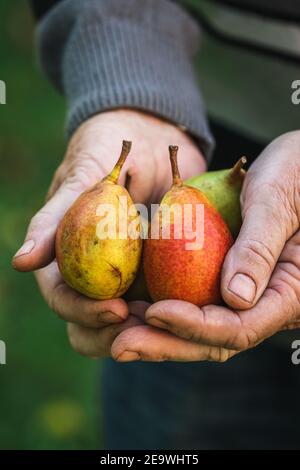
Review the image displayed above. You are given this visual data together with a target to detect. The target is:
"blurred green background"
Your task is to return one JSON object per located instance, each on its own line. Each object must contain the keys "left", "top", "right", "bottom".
{"left": 0, "top": 1, "right": 98, "bottom": 449}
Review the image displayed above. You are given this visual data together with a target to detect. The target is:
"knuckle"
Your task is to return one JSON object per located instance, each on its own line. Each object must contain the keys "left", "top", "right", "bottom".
{"left": 185, "top": 329, "right": 202, "bottom": 343}
{"left": 251, "top": 181, "right": 297, "bottom": 230}
{"left": 94, "top": 311, "right": 112, "bottom": 327}
{"left": 222, "top": 314, "right": 250, "bottom": 351}
{"left": 63, "top": 170, "right": 91, "bottom": 194}
{"left": 224, "top": 331, "right": 243, "bottom": 351}
{"left": 29, "top": 209, "right": 52, "bottom": 231}
{"left": 46, "top": 165, "right": 66, "bottom": 200}
{"left": 242, "top": 326, "right": 260, "bottom": 348}
{"left": 63, "top": 161, "right": 103, "bottom": 193}
{"left": 207, "top": 347, "right": 231, "bottom": 363}
{"left": 76, "top": 308, "right": 102, "bottom": 328}
{"left": 67, "top": 323, "right": 96, "bottom": 357}
{"left": 67, "top": 323, "right": 80, "bottom": 353}
{"left": 112, "top": 338, "right": 130, "bottom": 360}
{"left": 232, "top": 313, "right": 260, "bottom": 350}
{"left": 256, "top": 181, "right": 289, "bottom": 208}
{"left": 49, "top": 283, "right": 67, "bottom": 320}
{"left": 239, "top": 238, "right": 276, "bottom": 271}
{"left": 52, "top": 163, "right": 65, "bottom": 185}
{"left": 272, "top": 181, "right": 297, "bottom": 219}
{"left": 218, "top": 349, "right": 231, "bottom": 363}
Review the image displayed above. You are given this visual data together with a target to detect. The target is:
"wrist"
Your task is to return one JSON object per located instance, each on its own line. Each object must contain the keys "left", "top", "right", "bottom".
{"left": 37, "top": 0, "right": 214, "bottom": 162}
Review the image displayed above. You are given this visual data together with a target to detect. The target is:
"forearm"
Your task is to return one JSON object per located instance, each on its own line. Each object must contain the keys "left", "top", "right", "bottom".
{"left": 32, "top": 0, "right": 214, "bottom": 159}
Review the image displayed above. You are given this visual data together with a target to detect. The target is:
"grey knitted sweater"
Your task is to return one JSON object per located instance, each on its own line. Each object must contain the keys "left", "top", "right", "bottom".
{"left": 36, "top": 0, "right": 214, "bottom": 159}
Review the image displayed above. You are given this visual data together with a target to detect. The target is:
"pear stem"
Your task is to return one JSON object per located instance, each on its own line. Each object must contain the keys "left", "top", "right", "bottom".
{"left": 105, "top": 140, "right": 132, "bottom": 183}
{"left": 228, "top": 156, "right": 247, "bottom": 183}
{"left": 169, "top": 145, "right": 182, "bottom": 186}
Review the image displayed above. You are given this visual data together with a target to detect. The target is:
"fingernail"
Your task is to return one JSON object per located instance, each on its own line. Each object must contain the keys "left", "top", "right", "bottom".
{"left": 13, "top": 239, "right": 35, "bottom": 259}
{"left": 117, "top": 351, "right": 141, "bottom": 362}
{"left": 101, "top": 311, "right": 122, "bottom": 323}
{"left": 147, "top": 316, "right": 168, "bottom": 329}
{"left": 228, "top": 273, "right": 256, "bottom": 303}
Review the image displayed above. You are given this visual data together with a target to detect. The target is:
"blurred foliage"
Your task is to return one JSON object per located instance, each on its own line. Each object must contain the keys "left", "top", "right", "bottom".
{"left": 0, "top": 1, "right": 99, "bottom": 449}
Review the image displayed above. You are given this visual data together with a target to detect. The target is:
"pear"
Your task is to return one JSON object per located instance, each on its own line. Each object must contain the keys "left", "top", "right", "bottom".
{"left": 56, "top": 140, "right": 142, "bottom": 300}
{"left": 143, "top": 146, "right": 233, "bottom": 307}
{"left": 186, "top": 157, "right": 247, "bottom": 238}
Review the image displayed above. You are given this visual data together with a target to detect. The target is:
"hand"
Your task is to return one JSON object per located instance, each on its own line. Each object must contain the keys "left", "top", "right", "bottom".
{"left": 12, "top": 109, "right": 206, "bottom": 357}
{"left": 110, "top": 130, "right": 300, "bottom": 362}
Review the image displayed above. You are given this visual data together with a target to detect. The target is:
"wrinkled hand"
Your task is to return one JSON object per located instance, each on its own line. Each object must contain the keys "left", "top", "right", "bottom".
{"left": 111, "top": 130, "right": 300, "bottom": 362}
{"left": 12, "top": 110, "right": 206, "bottom": 357}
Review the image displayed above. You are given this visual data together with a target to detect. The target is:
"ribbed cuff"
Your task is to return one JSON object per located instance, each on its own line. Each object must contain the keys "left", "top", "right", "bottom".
{"left": 36, "top": 0, "right": 215, "bottom": 160}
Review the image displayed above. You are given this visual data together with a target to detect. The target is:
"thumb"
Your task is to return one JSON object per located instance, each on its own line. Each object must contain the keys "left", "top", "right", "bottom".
{"left": 221, "top": 186, "right": 290, "bottom": 309}
{"left": 12, "top": 184, "right": 82, "bottom": 272}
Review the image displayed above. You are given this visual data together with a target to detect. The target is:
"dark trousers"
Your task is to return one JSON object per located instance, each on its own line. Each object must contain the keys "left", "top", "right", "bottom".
{"left": 101, "top": 120, "right": 300, "bottom": 450}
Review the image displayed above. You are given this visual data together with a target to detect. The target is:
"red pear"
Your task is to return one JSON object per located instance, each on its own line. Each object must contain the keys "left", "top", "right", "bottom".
{"left": 143, "top": 146, "right": 233, "bottom": 306}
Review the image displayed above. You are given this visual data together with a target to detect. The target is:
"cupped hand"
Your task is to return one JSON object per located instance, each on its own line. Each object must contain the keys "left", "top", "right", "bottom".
{"left": 111, "top": 130, "right": 300, "bottom": 362}
{"left": 12, "top": 109, "right": 206, "bottom": 357}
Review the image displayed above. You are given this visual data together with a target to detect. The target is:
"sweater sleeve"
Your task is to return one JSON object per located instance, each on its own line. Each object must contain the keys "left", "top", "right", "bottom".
{"left": 35, "top": 0, "right": 214, "bottom": 160}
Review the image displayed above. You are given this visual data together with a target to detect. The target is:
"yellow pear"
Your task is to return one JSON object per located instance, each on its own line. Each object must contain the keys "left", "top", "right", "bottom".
{"left": 56, "top": 141, "right": 142, "bottom": 300}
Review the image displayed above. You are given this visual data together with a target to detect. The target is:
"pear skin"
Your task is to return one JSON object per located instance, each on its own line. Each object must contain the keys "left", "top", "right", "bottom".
{"left": 186, "top": 157, "right": 246, "bottom": 238}
{"left": 56, "top": 141, "right": 142, "bottom": 300}
{"left": 143, "top": 146, "right": 233, "bottom": 307}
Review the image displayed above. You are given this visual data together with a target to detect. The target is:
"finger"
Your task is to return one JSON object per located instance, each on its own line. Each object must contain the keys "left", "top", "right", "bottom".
{"left": 284, "top": 321, "right": 300, "bottom": 330}
{"left": 35, "top": 261, "right": 129, "bottom": 328}
{"left": 111, "top": 325, "right": 236, "bottom": 363}
{"left": 146, "top": 300, "right": 245, "bottom": 348}
{"left": 12, "top": 182, "right": 84, "bottom": 272}
{"left": 221, "top": 183, "right": 294, "bottom": 310}
{"left": 146, "top": 270, "right": 293, "bottom": 351}
{"left": 125, "top": 157, "right": 156, "bottom": 205}
{"left": 68, "top": 314, "right": 143, "bottom": 358}
{"left": 125, "top": 139, "right": 206, "bottom": 205}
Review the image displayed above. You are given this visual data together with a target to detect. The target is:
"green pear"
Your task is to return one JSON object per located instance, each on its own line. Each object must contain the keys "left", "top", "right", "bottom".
{"left": 186, "top": 157, "right": 247, "bottom": 239}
